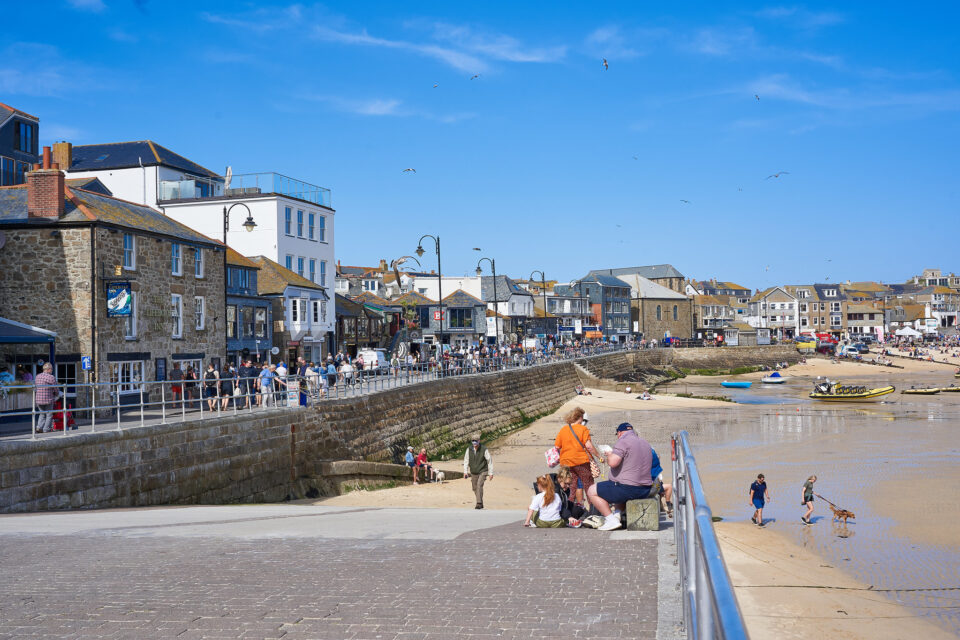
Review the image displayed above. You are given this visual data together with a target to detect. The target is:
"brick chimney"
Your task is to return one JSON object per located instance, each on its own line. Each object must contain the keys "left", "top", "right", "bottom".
{"left": 26, "top": 146, "right": 65, "bottom": 219}
{"left": 52, "top": 141, "right": 73, "bottom": 170}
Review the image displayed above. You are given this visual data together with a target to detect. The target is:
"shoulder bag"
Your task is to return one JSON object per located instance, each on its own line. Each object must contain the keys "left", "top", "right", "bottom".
{"left": 567, "top": 424, "right": 602, "bottom": 479}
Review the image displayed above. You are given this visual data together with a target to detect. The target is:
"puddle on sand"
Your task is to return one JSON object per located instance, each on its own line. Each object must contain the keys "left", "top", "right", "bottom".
{"left": 586, "top": 394, "right": 960, "bottom": 635}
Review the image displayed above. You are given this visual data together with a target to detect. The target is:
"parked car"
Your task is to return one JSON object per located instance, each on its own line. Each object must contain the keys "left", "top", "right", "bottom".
{"left": 853, "top": 343, "right": 870, "bottom": 353}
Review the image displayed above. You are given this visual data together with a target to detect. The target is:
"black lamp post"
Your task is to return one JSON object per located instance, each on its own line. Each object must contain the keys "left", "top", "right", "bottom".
{"left": 223, "top": 202, "right": 256, "bottom": 365}
{"left": 415, "top": 235, "right": 443, "bottom": 356}
{"left": 476, "top": 257, "right": 499, "bottom": 349}
{"left": 530, "top": 270, "right": 548, "bottom": 338}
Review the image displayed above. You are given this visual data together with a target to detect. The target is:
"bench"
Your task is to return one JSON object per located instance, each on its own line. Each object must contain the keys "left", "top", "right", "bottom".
{"left": 626, "top": 498, "right": 660, "bottom": 531}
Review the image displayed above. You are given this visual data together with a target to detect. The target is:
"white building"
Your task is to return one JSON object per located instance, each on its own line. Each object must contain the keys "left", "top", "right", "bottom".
{"left": 62, "top": 139, "right": 337, "bottom": 356}
{"left": 747, "top": 286, "right": 800, "bottom": 339}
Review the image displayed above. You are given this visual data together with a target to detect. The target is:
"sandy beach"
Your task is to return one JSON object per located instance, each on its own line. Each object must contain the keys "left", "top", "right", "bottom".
{"left": 316, "top": 358, "right": 960, "bottom": 637}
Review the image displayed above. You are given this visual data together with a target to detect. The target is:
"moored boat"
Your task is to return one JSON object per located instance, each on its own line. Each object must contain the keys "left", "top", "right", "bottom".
{"left": 721, "top": 381, "right": 752, "bottom": 388}
{"left": 761, "top": 371, "right": 786, "bottom": 384}
{"left": 809, "top": 377, "right": 895, "bottom": 402}
{"left": 902, "top": 387, "right": 940, "bottom": 395}
{"left": 939, "top": 385, "right": 960, "bottom": 393}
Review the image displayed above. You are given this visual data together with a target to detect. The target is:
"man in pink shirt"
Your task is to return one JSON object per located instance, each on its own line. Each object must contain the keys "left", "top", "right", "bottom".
{"left": 587, "top": 423, "right": 654, "bottom": 531}
{"left": 34, "top": 363, "right": 58, "bottom": 433}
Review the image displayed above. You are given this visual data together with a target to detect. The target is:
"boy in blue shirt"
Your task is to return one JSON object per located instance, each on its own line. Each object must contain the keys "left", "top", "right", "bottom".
{"left": 749, "top": 474, "right": 771, "bottom": 526}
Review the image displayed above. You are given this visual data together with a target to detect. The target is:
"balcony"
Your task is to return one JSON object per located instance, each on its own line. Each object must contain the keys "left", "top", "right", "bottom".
{"left": 159, "top": 172, "right": 331, "bottom": 208}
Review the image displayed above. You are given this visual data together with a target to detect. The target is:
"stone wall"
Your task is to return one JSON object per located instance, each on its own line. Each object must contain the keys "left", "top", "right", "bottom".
{"left": 635, "top": 298, "right": 694, "bottom": 341}
{"left": 0, "top": 359, "right": 580, "bottom": 513}
{"left": 0, "top": 347, "right": 797, "bottom": 513}
{"left": 578, "top": 345, "right": 800, "bottom": 381}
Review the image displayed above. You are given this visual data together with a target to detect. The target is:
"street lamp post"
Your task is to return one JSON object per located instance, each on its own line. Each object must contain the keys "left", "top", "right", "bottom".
{"left": 415, "top": 235, "right": 443, "bottom": 357}
{"left": 530, "top": 270, "right": 548, "bottom": 339}
{"left": 223, "top": 202, "right": 257, "bottom": 366}
{"left": 476, "top": 257, "right": 499, "bottom": 350}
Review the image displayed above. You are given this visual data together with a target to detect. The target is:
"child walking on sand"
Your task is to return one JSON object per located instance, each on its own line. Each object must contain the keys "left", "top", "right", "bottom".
{"left": 749, "top": 474, "right": 770, "bottom": 526}
{"left": 801, "top": 475, "right": 817, "bottom": 525}
{"left": 523, "top": 475, "right": 565, "bottom": 528}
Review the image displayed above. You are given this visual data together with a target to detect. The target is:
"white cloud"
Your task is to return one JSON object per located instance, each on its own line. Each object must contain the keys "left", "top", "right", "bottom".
{"left": 66, "top": 0, "right": 106, "bottom": 12}
{"left": 685, "top": 27, "right": 757, "bottom": 56}
{"left": 748, "top": 74, "right": 960, "bottom": 112}
{"left": 312, "top": 26, "right": 486, "bottom": 73}
{"left": 752, "top": 6, "right": 844, "bottom": 29}
{"left": 108, "top": 29, "right": 138, "bottom": 43}
{"left": 585, "top": 26, "right": 641, "bottom": 59}
{"left": 429, "top": 23, "right": 566, "bottom": 63}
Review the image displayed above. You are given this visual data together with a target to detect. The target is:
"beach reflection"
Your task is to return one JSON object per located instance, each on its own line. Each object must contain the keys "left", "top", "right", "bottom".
{"left": 592, "top": 377, "right": 960, "bottom": 634}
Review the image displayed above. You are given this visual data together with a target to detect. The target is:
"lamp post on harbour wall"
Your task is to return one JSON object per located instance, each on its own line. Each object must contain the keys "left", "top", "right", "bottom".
{"left": 415, "top": 235, "right": 443, "bottom": 355}
{"left": 476, "top": 257, "right": 499, "bottom": 349}
{"left": 530, "top": 270, "right": 548, "bottom": 338}
{"left": 223, "top": 202, "right": 256, "bottom": 364}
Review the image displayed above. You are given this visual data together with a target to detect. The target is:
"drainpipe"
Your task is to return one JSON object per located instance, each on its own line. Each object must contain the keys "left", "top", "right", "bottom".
{"left": 89, "top": 224, "right": 98, "bottom": 390}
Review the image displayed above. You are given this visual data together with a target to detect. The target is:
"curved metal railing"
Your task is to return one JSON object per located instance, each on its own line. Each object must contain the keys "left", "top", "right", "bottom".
{"left": 672, "top": 430, "right": 749, "bottom": 640}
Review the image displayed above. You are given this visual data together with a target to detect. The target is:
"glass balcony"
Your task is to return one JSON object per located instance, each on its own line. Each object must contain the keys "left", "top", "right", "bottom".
{"left": 159, "top": 172, "right": 331, "bottom": 208}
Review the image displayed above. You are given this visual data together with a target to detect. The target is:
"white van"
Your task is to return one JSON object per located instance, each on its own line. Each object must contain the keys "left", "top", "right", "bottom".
{"left": 357, "top": 349, "right": 389, "bottom": 374}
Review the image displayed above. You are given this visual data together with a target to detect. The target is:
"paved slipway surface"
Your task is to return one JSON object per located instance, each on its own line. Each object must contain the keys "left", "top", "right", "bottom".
{"left": 0, "top": 505, "right": 680, "bottom": 639}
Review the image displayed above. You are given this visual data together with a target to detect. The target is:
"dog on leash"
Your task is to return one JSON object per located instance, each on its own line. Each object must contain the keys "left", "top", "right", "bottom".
{"left": 829, "top": 504, "right": 855, "bottom": 524}
{"left": 435, "top": 471, "right": 445, "bottom": 485}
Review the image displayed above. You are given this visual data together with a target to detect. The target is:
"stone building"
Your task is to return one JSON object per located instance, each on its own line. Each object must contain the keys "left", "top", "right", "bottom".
{"left": 0, "top": 149, "right": 225, "bottom": 405}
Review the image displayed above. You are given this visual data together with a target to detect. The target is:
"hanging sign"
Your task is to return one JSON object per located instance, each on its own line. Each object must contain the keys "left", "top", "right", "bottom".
{"left": 106, "top": 282, "right": 133, "bottom": 317}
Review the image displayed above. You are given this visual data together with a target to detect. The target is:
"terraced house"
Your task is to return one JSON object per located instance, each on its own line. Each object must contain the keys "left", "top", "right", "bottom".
{"left": 0, "top": 150, "right": 225, "bottom": 406}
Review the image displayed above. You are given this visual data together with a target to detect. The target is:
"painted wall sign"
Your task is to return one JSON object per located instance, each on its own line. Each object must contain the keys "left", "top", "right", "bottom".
{"left": 106, "top": 282, "right": 132, "bottom": 317}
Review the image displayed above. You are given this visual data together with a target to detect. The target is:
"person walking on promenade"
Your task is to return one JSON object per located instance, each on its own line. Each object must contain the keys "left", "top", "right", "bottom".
{"left": 203, "top": 363, "right": 219, "bottom": 411}
{"left": 553, "top": 407, "right": 599, "bottom": 504}
{"left": 184, "top": 366, "right": 197, "bottom": 407}
{"left": 801, "top": 475, "right": 817, "bottom": 525}
{"left": 34, "top": 362, "right": 58, "bottom": 433}
{"left": 170, "top": 362, "right": 184, "bottom": 407}
{"left": 463, "top": 432, "right": 493, "bottom": 509}
{"left": 749, "top": 474, "right": 770, "bottom": 526}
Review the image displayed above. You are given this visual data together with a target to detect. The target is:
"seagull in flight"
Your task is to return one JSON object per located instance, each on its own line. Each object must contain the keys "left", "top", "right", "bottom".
{"left": 766, "top": 171, "right": 789, "bottom": 179}
{"left": 680, "top": 199, "right": 690, "bottom": 204}
{"left": 433, "top": 83, "right": 439, "bottom": 88}
{"left": 755, "top": 94, "right": 760, "bottom": 101}
{"left": 602, "top": 58, "right": 609, "bottom": 70}
{"left": 632, "top": 155, "right": 638, "bottom": 160}
{"left": 472, "top": 247, "right": 482, "bottom": 251}
{"left": 470, "top": 74, "right": 480, "bottom": 80}
{"left": 402, "top": 168, "right": 416, "bottom": 174}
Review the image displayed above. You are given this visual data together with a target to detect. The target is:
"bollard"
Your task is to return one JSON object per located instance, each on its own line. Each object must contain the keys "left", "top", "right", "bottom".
{"left": 61, "top": 382, "right": 68, "bottom": 436}
{"left": 31, "top": 385, "right": 36, "bottom": 441}
{"left": 160, "top": 382, "right": 166, "bottom": 424}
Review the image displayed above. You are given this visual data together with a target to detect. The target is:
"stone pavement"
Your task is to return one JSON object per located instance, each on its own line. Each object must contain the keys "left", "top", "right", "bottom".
{"left": 0, "top": 505, "right": 683, "bottom": 639}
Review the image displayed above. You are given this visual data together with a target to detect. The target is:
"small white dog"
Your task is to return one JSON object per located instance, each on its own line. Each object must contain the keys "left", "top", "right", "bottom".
{"left": 435, "top": 470, "right": 445, "bottom": 484}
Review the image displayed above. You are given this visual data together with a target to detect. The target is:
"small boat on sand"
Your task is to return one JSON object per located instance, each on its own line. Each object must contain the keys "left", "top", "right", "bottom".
{"left": 902, "top": 387, "right": 940, "bottom": 395}
{"left": 939, "top": 385, "right": 960, "bottom": 393}
{"left": 761, "top": 371, "right": 786, "bottom": 384}
{"left": 809, "top": 378, "right": 895, "bottom": 402}
{"left": 721, "top": 381, "right": 752, "bottom": 389}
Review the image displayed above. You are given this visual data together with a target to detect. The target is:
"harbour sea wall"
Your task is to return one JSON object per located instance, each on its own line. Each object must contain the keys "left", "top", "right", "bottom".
{"left": 0, "top": 346, "right": 796, "bottom": 513}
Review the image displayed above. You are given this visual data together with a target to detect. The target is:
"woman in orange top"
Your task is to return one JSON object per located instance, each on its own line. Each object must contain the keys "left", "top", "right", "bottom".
{"left": 554, "top": 407, "right": 599, "bottom": 500}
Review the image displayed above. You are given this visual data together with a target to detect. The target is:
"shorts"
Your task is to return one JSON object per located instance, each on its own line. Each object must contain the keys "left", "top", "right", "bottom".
{"left": 752, "top": 498, "right": 765, "bottom": 510}
{"left": 204, "top": 387, "right": 217, "bottom": 399}
{"left": 171, "top": 385, "right": 182, "bottom": 394}
{"left": 804, "top": 494, "right": 814, "bottom": 504}
{"left": 406, "top": 461, "right": 416, "bottom": 468}
{"left": 595, "top": 480, "right": 652, "bottom": 505}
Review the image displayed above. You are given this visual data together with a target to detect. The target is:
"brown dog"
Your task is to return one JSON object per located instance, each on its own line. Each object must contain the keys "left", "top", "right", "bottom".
{"left": 829, "top": 504, "right": 855, "bottom": 524}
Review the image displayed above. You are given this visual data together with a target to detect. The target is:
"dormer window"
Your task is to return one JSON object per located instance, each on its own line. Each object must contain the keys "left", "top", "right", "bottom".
{"left": 824, "top": 289, "right": 837, "bottom": 297}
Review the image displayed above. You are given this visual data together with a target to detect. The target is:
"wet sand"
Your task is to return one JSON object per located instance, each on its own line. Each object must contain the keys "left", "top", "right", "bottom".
{"left": 318, "top": 359, "right": 960, "bottom": 636}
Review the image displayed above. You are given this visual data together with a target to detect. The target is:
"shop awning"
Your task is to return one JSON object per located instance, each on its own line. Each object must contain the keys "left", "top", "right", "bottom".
{"left": 0, "top": 317, "right": 57, "bottom": 344}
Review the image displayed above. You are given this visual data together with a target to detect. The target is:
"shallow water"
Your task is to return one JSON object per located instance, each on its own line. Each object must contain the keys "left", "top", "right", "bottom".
{"left": 590, "top": 374, "right": 960, "bottom": 635}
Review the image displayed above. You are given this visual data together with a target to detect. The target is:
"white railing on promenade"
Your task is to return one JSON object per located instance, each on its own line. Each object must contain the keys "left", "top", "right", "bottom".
{"left": 672, "top": 430, "right": 749, "bottom": 640}
{"left": 0, "top": 343, "right": 639, "bottom": 440}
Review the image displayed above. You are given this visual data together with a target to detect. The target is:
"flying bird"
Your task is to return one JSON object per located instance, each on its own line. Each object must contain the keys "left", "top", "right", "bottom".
{"left": 632, "top": 155, "right": 638, "bottom": 160}
{"left": 472, "top": 247, "right": 482, "bottom": 251}
{"left": 738, "top": 187, "right": 743, "bottom": 192}
{"left": 402, "top": 168, "right": 416, "bottom": 173}
{"left": 680, "top": 199, "right": 690, "bottom": 204}
{"left": 602, "top": 58, "right": 609, "bottom": 70}
{"left": 433, "top": 83, "right": 439, "bottom": 88}
{"left": 755, "top": 94, "right": 760, "bottom": 101}
{"left": 470, "top": 74, "right": 480, "bottom": 80}
{"left": 766, "top": 171, "right": 790, "bottom": 179}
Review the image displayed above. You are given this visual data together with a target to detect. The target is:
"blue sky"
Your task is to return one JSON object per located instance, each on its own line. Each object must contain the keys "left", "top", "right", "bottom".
{"left": 4, "top": 1, "right": 958, "bottom": 288}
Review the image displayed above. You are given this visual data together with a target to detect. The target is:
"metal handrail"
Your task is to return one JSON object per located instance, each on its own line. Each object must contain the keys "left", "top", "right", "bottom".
{"left": 672, "top": 430, "right": 749, "bottom": 640}
{"left": 0, "top": 343, "right": 642, "bottom": 440}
